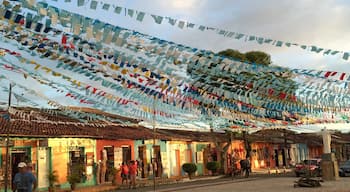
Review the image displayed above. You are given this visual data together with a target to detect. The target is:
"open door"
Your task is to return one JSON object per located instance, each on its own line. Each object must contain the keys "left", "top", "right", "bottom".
{"left": 138, "top": 146, "right": 147, "bottom": 178}
{"left": 122, "top": 146, "right": 131, "bottom": 163}
{"left": 11, "top": 148, "right": 30, "bottom": 190}
{"left": 104, "top": 146, "right": 114, "bottom": 182}
{"left": 153, "top": 145, "right": 162, "bottom": 177}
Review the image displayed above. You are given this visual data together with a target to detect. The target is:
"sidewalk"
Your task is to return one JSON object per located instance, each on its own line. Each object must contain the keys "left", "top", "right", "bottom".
{"left": 56, "top": 183, "right": 119, "bottom": 192}
{"left": 56, "top": 169, "right": 291, "bottom": 192}
{"left": 252, "top": 167, "right": 293, "bottom": 175}
{"left": 56, "top": 175, "right": 224, "bottom": 192}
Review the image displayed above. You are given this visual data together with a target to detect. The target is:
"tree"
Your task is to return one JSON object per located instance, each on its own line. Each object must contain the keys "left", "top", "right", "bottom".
{"left": 216, "top": 49, "right": 298, "bottom": 103}
{"left": 218, "top": 49, "right": 246, "bottom": 61}
{"left": 245, "top": 51, "right": 271, "bottom": 66}
{"left": 206, "top": 162, "right": 220, "bottom": 175}
{"left": 182, "top": 163, "right": 197, "bottom": 179}
{"left": 217, "top": 49, "right": 271, "bottom": 65}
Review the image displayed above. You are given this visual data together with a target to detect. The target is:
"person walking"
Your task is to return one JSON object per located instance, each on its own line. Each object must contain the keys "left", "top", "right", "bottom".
{"left": 239, "top": 158, "right": 251, "bottom": 178}
{"left": 128, "top": 160, "right": 137, "bottom": 189}
{"left": 13, "top": 162, "right": 37, "bottom": 192}
{"left": 120, "top": 162, "right": 129, "bottom": 185}
{"left": 244, "top": 158, "right": 251, "bottom": 178}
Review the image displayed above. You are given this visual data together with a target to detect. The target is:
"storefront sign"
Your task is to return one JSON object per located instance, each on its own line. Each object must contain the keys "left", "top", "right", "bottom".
{"left": 0, "top": 139, "right": 14, "bottom": 147}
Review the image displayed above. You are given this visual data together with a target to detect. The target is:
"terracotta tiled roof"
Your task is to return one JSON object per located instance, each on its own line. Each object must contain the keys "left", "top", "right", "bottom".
{"left": 0, "top": 117, "right": 169, "bottom": 140}
{"left": 68, "top": 106, "right": 140, "bottom": 123}
{"left": 156, "top": 129, "right": 227, "bottom": 142}
{"left": 0, "top": 107, "right": 166, "bottom": 140}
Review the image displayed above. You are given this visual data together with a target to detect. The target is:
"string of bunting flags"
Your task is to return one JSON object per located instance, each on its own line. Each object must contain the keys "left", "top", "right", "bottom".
{"left": 1, "top": 5, "right": 348, "bottom": 115}
{"left": 0, "top": 33, "right": 300, "bottom": 124}
{"left": 0, "top": 52, "right": 192, "bottom": 124}
{"left": 0, "top": 36, "right": 299, "bottom": 127}
{"left": 46, "top": 0, "right": 350, "bottom": 61}
{"left": 3, "top": 1, "right": 350, "bottom": 86}
{"left": 0, "top": 70, "right": 145, "bottom": 125}
{"left": 1, "top": 1, "right": 350, "bottom": 129}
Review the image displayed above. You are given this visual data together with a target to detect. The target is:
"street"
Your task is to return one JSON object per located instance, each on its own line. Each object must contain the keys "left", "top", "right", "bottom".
{"left": 161, "top": 177, "right": 350, "bottom": 192}
{"left": 115, "top": 176, "right": 350, "bottom": 192}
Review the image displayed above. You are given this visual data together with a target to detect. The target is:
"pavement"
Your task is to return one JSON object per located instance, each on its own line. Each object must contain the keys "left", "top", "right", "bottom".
{"left": 154, "top": 177, "right": 350, "bottom": 192}
{"left": 57, "top": 168, "right": 296, "bottom": 192}
{"left": 52, "top": 167, "right": 350, "bottom": 192}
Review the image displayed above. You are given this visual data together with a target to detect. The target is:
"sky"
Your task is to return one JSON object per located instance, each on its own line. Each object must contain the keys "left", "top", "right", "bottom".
{"left": 1, "top": 0, "right": 350, "bottom": 132}
{"left": 75, "top": 0, "right": 350, "bottom": 72}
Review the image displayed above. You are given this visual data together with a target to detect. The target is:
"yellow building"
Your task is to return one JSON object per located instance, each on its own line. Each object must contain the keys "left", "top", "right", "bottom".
{"left": 48, "top": 138, "right": 96, "bottom": 189}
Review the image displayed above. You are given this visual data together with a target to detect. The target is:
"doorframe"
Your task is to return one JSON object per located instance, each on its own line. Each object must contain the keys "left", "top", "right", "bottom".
{"left": 10, "top": 146, "right": 31, "bottom": 188}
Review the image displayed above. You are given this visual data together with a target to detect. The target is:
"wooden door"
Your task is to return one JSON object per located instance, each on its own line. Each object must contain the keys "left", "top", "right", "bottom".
{"left": 175, "top": 150, "right": 181, "bottom": 176}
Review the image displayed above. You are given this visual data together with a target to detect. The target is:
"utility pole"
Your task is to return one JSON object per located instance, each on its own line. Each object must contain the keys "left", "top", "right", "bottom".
{"left": 152, "top": 95, "right": 156, "bottom": 192}
{"left": 230, "top": 130, "right": 233, "bottom": 180}
{"left": 283, "top": 129, "right": 288, "bottom": 168}
{"left": 4, "top": 83, "right": 12, "bottom": 192}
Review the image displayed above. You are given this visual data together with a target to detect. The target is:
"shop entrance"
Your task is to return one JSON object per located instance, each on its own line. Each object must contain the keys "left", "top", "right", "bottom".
{"left": 11, "top": 148, "right": 30, "bottom": 189}
{"left": 153, "top": 145, "right": 162, "bottom": 177}
{"left": 103, "top": 146, "right": 114, "bottom": 182}
{"left": 122, "top": 146, "right": 131, "bottom": 163}
{"left": 68, "top": 147, "right": 85, "bottom": 183}
{"left": 138, "top": 146, "right": 147, "bottom": 178}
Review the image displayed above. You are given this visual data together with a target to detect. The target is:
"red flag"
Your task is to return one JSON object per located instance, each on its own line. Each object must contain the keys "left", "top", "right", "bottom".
{"left": 61, "top": 34, "right": 67, "bottom": 44}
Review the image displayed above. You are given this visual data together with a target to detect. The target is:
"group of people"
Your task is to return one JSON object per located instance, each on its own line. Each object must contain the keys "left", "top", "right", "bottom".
{"left": 13, "top": 162, "right": 37, "bottom": 192}
{"left": 231, "top": 157, "right": 251, "bottom": 178}
{"left": 120, "top": 160, "right": 138, "bottom": 189}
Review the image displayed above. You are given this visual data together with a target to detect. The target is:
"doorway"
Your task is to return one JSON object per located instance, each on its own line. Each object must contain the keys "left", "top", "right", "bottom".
{"left": 153, "top": 145, "right": 162, "bottom": 177}
{"left": 68, "top": 147, "right": 85, "bottom": 183}
{"left": 138, "top": 146, "right": 147, "bottom": 178}
{"left": 103, "top": 146, "right": 114, "bottom": 182}
{"left": 122, "top": 146, "right": 131, "bottom": 163}
{"left": 11, "top": 148, "right": 30, "bottom": 189}
{"left": 274, "top": 149, "right": 279, "bottom": 167}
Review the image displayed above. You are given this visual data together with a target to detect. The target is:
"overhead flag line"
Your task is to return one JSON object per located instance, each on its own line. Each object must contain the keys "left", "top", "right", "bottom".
{"left": 53, "top": 0, "right": 350, "bottom": 61}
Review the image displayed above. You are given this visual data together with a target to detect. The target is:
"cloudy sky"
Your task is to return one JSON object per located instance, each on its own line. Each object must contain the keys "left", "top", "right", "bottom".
{"left": 48, "top": 0, "right": 350, "bottom": 72}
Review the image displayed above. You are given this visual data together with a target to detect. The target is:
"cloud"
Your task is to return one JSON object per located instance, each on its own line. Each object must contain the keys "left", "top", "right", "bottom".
{"left": 116, "top": 0, "right": 350, "bottom": 71}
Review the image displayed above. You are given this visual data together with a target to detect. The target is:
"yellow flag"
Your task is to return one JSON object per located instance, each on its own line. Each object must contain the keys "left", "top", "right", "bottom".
{"left": 121, "top": 69, "right": 128, "bottom": 75}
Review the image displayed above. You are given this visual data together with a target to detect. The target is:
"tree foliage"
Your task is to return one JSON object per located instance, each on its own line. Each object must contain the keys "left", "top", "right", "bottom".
{"left": 182, "top": 163, "right": 197, "bottom": 179}
{"left": 217, "top": 49, "right": 271, "bottom": 66}
{"left": 217, "top": 49, "right": 298, "bottom": 98}
{"left": 245, "top": 51, "right": 271, "bottom": 65}
{"left": 206, "top": 161, "right": 220, "bottom": 173}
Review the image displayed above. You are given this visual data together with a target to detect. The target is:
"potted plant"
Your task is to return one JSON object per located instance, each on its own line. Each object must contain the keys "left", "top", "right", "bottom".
{"left": 67, "top": 172, "right": 81, "bottom": 191}
{"left": 182, "top": 163, "right": 197, "bottom": 179}
{"left": 109, "top": 167, "right": 118, "bottom": 186}
{"left": 47, "top": 170, "right": 59, "bottom": 192}
{"left": 206, "top": 161, "right": 220, "bottom": 176}
{"left": 67, "top": 164, "right": 84, "bottom": 191}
